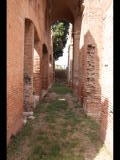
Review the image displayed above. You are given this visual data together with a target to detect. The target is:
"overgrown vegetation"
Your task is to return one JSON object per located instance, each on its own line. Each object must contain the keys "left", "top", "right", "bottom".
{"left": 51, "top": 83, "right": 72, "bottom": 94}
{"left": 51, "top": 21, "right": 70, "bottom": 60}
{"left": 7, "top": 83, "right": 103, "bottom": 160}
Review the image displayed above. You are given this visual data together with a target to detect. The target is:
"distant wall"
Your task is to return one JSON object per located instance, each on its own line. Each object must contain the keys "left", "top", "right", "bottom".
{"left": 55, "top": 69, "right": 67, "bottom": 83}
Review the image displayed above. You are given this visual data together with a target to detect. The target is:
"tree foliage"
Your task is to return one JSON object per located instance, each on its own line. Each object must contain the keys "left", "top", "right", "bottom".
{"left": 52, "top": 21, "right": 70, "bottom": 60}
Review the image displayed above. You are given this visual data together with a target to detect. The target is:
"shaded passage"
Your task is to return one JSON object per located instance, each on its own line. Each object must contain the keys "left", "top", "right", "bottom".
{"left": 7, "top": 83, "right": 111, "bottom": 160}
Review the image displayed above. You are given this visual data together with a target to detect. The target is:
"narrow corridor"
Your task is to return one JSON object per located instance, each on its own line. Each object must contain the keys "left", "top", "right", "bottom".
{"left": 7, "top": 83, "right": 112, "bottom": 160}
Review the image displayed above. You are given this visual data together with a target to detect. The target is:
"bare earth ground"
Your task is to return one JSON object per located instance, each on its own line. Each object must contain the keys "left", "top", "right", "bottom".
{"left": 7, "top": 83, "right": 112, "bottom": 160}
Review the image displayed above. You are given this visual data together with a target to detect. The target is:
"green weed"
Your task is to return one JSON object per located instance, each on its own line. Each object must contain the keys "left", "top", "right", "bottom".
{"left": 51, "top": 83, "right": 73, "bottom": 94}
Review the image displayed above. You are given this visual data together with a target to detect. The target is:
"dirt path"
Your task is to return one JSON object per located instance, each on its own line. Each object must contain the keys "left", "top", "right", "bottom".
{"left": 7, "top": 83, "right": 112, "bottom": 160}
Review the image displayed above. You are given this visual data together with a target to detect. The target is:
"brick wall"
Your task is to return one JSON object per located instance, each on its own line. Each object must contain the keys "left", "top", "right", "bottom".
{"left": 79, "top": 0, "right": 103, "bottom": 121}
{"left": 7, "top": 1, "right": 113, "bottom": 156}
{"left": 79, "top": 0, "right": 113, "bottom": 156}
{"left": 7, "top": 0, "right": 52, "bottom": 143}
{"left": 55, "top": 69, "right": 67, "bottom": 83}
{"left": 7, "top": 0, "right": 25, "bottom": 143}
{"left": 100, "top": 0, "right": 113, "bottom": 156}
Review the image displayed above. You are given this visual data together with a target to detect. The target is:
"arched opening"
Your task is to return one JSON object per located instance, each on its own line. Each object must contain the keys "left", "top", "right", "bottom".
{"left": 24, "top": 19, "right": 41, "bottom": 111}
{"left": 33, "top": 26, "right": 43, "bottom": 108}
{"left": 41, "top": 44, "right": 49, "bottom": 97}
{"left": 33, "top": 47, "right": 40, "bottom": 107}
{"left": 51, "top": 20, "right": 73, "bottom": 85}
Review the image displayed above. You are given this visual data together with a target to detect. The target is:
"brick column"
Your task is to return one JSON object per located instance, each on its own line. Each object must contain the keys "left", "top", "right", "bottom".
{"left": 24, "top": 20, "right": 34, "bottom": 112}
{"left": 41, "top": 50, "right": 49, "bottom": 91}
{"left": 33, "top": 42, "right": 41, "bottom": 96}
{"left": 72, "top": 16, "right": 82, "bottom": 95}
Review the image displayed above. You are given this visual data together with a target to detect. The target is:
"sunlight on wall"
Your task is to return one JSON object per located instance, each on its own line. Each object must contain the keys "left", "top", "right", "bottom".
{"left": 33, "top": 48, "right": 40, "bottom": 73}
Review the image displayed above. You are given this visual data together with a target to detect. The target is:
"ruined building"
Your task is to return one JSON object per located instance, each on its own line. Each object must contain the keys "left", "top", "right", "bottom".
{"left": 7, "top": 0, "right": 113, "bottom": 157}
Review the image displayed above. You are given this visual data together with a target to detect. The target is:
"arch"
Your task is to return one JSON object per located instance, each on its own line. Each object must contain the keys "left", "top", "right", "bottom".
{"left": 24, "top": 17, "right": 41, "bottom": 44}
{"left": 24, "top": 18, "right": 41, "bottom": 111}
{"left": 50, "top": 6, "right": 74, "bottom": 25}
{"left": 24, "top": 18, "right": 33, "bottom": 24}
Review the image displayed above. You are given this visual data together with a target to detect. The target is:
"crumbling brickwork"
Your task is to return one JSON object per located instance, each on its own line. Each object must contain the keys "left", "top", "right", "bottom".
{"left": 78, "top": 0, "right": 113, "bottom": 156}
{"left": 79, "top": 0, "right": 103, "bottom": 121}
{"left": 83, "top": 43, "right": 101, "bottom": 121}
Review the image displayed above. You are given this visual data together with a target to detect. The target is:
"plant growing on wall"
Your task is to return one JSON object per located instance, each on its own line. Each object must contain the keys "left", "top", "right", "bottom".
{"left": 51, "top": 21, "right": 70, "bottom": 60}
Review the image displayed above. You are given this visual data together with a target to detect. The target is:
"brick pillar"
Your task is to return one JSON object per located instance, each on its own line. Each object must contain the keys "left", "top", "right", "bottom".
{"left": 78, "top": 46, "right": 84, "bottom": 103}
{"left": 41, "top": 51, "right": 49, "bottom": 91}
{"left": 24, "top": 20, "right": 34, "bottom": 112}
{"left": 72, "top": 16, "right": 82, "bottom": 95}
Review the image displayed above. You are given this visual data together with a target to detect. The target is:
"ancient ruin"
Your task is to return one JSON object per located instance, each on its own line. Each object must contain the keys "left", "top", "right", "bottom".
{"left": 7, "top": 0, "right": 113, "bottom": 158}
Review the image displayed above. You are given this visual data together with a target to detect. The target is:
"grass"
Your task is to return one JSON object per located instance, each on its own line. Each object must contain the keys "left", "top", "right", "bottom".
{"left": 35, "top": 132, "right": 50, "bottom": 142}
{"left": 51, "top": 83, "right": 73, "bottom": 94}
{"left": 46, "top": 99, "right": 68, "bottom": 113}
{"left": 81, "top": 116, "right": 100, "bottom": 144}
{"left": 45, "top": 99, "right": 68, "bottom": 123}
{"left": 60, "top": 128, "right": 68, "bottom": 137}
{"left": 7, "top": 120, "right": 33, "bottom": 159}
{"left": 34, "top": 102, "right": 47, "bottom": 115}
{"left": 7, "top": 83, "right": 102, "bottom": 160}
